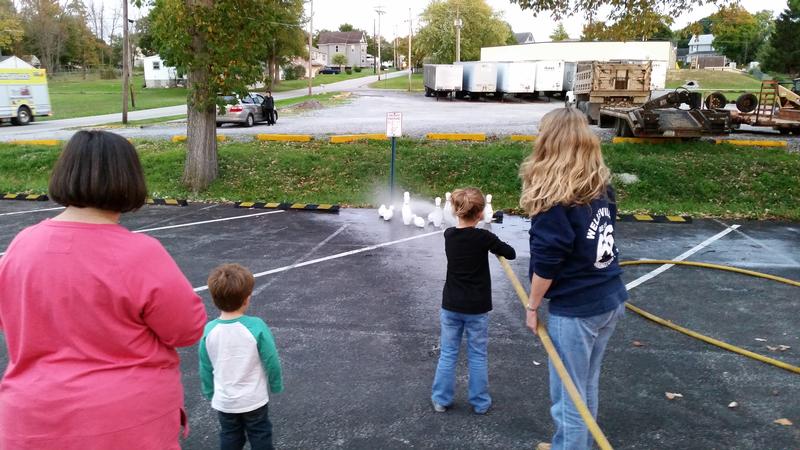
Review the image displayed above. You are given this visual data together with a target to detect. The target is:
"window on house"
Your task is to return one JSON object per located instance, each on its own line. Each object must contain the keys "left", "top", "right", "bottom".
{"left": 335, "top": 45, "right": 339, "bottom": 52}
{"left": 153, "top": 61, "right": 160, "bottom": 70}
{"left": 351, "top": 45, "right": 355, "bottom": 52}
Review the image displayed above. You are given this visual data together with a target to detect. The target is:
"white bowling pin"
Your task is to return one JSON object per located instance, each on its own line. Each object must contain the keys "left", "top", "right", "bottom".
{"left": 483, "top": 194, "right": 494, "bottom": 223}
{"left": 382, "top": 205, "right": 394, "bottom": 221}
{"left": 378, "top": 204, "right": 387, "bottom": 218}
{"left": 429, "top": 197, "right": 444, "bottom": 228}
{"left": 401, "top": 192, "right": 413, "bottom": 226}
{"left": 413, "top": 215, "right": 425, "bottom": 228}
{"left": 443, "top": 192, "right": 457, "bottom": 226}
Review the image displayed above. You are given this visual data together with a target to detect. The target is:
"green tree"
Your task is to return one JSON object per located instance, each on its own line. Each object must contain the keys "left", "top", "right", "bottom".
{"left": 549, "top": 22, "right": 570, "bottom": 41}
{"left": 263, "top": 0, "right": 306, "bottom": 87}
{"left": 580, "top": 8, "right": 673, "bottom": 41}
{"left": 762, "top": 0, "right": 800, "bottom": 74}
{"left": 511, "top": 0, "right": 717, "bottom": 23}
{"left": 150, "top": 0, "right": 276, "bottom": 191}
{"left": 135, "top": 14, "right": 158, "bottom": 57}
{"left": 0, "top": 0, "right": 23, "bottom": 53}
{"left": 338, "top": 23, "right": 354, "bottom": 32}
{"left": 366, "top": 34, "right": 392, "bottom": 66}
{"left": 19, "top": 0, "right": 65, "bottom": 71}
{"left": 708, "top": 5, "right": 773, "bottom": 64}
{"left": 415, "top": 0, "right": 515, "bottom": 63}
{"left": 331, "top": 53, "right": 347, "bottom": 70}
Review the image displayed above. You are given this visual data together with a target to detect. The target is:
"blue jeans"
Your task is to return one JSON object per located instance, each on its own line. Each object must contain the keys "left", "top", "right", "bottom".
{"left": 218, "top": 403, "right": 273, "bottom": 450}
{"left": 431, "top": 309, "right": 491, "bottom": 413}
{"left": 548, "top": 303, "right": 625, "bottom": 450}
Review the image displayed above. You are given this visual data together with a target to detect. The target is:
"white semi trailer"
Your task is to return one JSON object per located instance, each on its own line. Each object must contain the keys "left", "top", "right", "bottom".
{"left": 455, "top": 61, "right": 497, "bottom": 99}
{"left": 533, "top": 60, "right": 577, "bottom": 97}
{"left": 424, "top": 64, "right": 463, "bottom": 98}
{"left": 495, "top": 62, "right": 537, "bottom": 98}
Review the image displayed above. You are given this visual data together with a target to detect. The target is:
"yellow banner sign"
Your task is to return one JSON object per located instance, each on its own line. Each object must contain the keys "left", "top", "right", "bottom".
{"left": 0, "top": 69, "right": 48, "bottom": 85}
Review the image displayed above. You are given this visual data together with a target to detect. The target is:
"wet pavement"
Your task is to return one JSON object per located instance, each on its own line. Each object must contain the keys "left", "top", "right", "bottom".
{"left": 0, "top": 201, "right": 798, "bottom": 449}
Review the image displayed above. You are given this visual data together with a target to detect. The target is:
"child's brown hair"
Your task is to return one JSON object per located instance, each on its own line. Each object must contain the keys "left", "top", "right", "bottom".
{"left": 451, "top": 187, "right": 485, "bottom": 222}
{"left": 207, "top": 263, "right": 255, "bottom": 312}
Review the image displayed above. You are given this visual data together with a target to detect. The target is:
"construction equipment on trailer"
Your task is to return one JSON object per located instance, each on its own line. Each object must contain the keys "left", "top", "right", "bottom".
{"left": 599, "top": 89, "right": 732, "bottom": 138}
{"left": 727, "top": 80, "right": 800, "bottom": 135}
{"left": 573, "top": 61, "right": 652, "bottom": 123}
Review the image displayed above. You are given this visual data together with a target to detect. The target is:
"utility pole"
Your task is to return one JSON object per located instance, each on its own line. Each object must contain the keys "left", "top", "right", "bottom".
{"left": 375, "top": 6, "right": 385, "bottom": 80}
{"left": 408, "top": 8, "right": 412, "bottom": 91}
{"left": 122, "top": 0, "right": 129, "bottom": 124}
{"left": 307, "top": 0, "right": 313, "bottom": 96}
{"left": 454, "top": 6, "right": 462, "bottom": 63}
{"left": 373, "top": 19, "right": 376, "bottom": 74}
{"left": 393, "top": 25, "right": 397, "bottom": 70}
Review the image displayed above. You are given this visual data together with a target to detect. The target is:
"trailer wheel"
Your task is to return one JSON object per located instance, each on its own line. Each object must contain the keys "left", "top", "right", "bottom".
{"left": 11, "top": 106, "right": 31, "bottom": 126}
{"left": 735, "top": 93, "right": 758, "bottom": 113}
{"left": 705, "top": 92, "right": 728, "bottom": 110}
{"left": 424, "top": 87, "right": 432, "bottom": 97}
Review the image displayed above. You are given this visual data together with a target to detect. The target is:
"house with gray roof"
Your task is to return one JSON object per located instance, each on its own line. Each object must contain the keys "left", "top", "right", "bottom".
{"left": 514, "top": 32, "right": 535, "bottom": 45}
{"left": 318, "top": 31, "right": 369, "bottom": 68}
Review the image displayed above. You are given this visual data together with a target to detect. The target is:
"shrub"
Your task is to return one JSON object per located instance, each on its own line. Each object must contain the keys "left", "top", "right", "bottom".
{"left": 100, "top": 68, "right": 119, "bottom": 80}
{"left": 283, "top": 64, "right": 307, "bottom": 81}
{"left": 354, "top": 66, "right": 362, "bottom": 73}
{"left": 345, "top": 68, "right": 353, "bottom": 75}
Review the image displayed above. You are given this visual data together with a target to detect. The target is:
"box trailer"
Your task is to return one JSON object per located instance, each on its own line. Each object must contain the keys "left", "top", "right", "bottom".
{"left": 424, "top": 64, "right": 463, "bottom": 98}
{"left": 455, "top": 61, "right": 497, "bottom": 98}
{"left": 535, "top": 60, "right": 574, "bottom": 96}
{"left": 0, "top": 68, "right": 52, "bottom": 125}
{"left": 573, "top": 61, "right": 652, "bottom": 123}
{"left": 495, "top": 62, "right": 537, "bottom": 97}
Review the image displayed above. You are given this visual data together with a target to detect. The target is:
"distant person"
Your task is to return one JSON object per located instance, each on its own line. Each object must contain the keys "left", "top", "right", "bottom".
{"left": 200, "top": 263, "right": 284, "bottom": 450}
{"left": 431, "top": 188, "right": 516, "bottom": 415}
{"left": 519, "top": 108, "right": 627, "bottom": 450}
{"left": 0, "top": 130, "right": 207, "bottom": 449}
{"left": 263, "top": 92, "right": 275, "bottom": 125}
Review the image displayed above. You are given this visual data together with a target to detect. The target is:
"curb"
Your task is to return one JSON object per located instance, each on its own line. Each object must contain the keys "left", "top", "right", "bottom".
{"left": 426, "top": 133, "right": 486, "bottom": 142}
{"left": 171, "top": 135, "right": 227, "bottom": 143}
{"left": 510, "top": 135, "right": 537, "bottom": 142}
{"left": 257, "top": 134, "right": 313, "bottom": 142}
{"left": 146, "top": 198, "right": 188, "bottom": 207}
{"left": 330, "top": 134, "right": 388, "bottom": 143}
{"left": 235, "top": 201, "right": 340, "bottom": 213}
{"left": 8, "top": 140, "right": 61, "bottom": 146}
{"left": 2, "top": 193, "right": 48, "bottom": 201}
{"left": 715, "top": 139, "right": 788, "bottom": 148}
{"left": 612, "top": 137, "right": 684, "bottom": 144}
{"left": 617, "top": 214, "right": 692, "bottom": 224}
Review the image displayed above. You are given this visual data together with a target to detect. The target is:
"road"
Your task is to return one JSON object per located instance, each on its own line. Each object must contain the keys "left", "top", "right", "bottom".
{"left": 0, "top": 70, "right": 410, "bottom": 141}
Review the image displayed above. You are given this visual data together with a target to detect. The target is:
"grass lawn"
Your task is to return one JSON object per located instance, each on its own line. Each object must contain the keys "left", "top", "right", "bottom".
{"left": 271, "top": 70, "right": 388, "bottom": 92}
{"left": 1, "top": 140, "right": 797, "bottom": 220}
{"left": 46, "top": 73, "right": 187, "bottom": 121}
{"left": 666, "top": 69, "right": 763, "bottom": 95}
{"left": 369, "top": 73, "right": 423, "bottom": 91}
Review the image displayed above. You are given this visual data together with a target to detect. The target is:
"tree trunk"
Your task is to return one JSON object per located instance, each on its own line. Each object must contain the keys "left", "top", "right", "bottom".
{"left": 182, "top": 0, "right": 217, "bottom": 192}
{"left": 183, "top": 68, "right": 217, "bottom": 192}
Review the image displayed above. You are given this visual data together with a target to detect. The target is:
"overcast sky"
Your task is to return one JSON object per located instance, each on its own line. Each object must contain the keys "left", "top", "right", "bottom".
{"left": 126, "top": 0, "right": 789, "bottom": 43}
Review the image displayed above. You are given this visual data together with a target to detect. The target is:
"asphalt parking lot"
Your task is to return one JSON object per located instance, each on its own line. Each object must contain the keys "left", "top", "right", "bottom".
{"left": 0, "top": 201, "right": 798, "bottom": 449}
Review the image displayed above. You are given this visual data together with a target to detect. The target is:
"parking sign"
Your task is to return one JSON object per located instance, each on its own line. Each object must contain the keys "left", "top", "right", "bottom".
{"left": 386, "top": 112, "right": 402, "bottom": 137}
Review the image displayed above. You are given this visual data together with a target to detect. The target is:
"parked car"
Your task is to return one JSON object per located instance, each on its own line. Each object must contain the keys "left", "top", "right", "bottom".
{"left": 319, "top": 67, "right": 341, "bottom": 75}
{"left": 216, "top": 93, "right": 277, "bottom": 127}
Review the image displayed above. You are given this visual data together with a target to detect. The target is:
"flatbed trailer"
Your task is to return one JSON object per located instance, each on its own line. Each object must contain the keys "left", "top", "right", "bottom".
{"left": 599, "top": 90, "right": 732, "bottom": 138}
{"left": 727, "top": 80, "right": 800, "bottom": 135}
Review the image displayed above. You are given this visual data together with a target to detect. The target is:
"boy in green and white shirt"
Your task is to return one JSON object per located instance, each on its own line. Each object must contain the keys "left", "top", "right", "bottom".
{"left": 199, "top": 263, "right": 283, "bottom": 450}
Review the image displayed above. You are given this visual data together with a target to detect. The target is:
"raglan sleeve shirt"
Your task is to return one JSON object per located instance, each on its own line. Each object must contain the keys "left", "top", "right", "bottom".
{"left": 256, "top": 322, "right": 284, "bottom": 394}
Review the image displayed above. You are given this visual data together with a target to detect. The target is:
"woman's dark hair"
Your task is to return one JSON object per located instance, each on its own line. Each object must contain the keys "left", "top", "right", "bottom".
{"left": 48, "top": 130, "right": 147, "bottom": 213}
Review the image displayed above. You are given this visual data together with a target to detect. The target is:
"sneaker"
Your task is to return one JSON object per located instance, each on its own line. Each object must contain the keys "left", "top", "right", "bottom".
{"left": 473, "top": 405, "right": 491, "bottom": 415}
{"left": 536, "top": 443, "right": 552, "bottom": 450}
{"left": 432, "top": 401, "right": 447, "bottom": 413}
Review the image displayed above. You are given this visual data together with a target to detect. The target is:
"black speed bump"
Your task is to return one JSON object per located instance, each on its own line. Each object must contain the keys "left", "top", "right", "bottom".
{"left": 2, "top": 193, "right": 48, "bottom": 201}
{"left": 235, "top": 201, "right": 340, "bottom": 214}
{"left": 617, "top": 214, "right": 692, "bottom": 224}
{"left": 146, "top": 198, "right": 188, "bottom": 207}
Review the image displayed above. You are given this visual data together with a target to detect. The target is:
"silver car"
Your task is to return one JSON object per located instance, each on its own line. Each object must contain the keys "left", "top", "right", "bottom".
{"left": 216, "top": 93, "right": 276, "bottom": 127}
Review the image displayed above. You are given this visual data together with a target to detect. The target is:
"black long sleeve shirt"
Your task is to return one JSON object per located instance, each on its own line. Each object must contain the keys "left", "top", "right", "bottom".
{"left": 442, "top": 227, "right": 516, "bottom": 314}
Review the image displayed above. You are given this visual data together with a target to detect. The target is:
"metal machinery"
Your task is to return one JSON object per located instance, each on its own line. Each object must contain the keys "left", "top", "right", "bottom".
{"left": 599, "top": 89, "right": 732, "bottom": 138}
{"left": 573, "top": 61, "right": 652, "bottom": 123}
{"left": 705, "top": 80, "right": 800, "bottom": 135}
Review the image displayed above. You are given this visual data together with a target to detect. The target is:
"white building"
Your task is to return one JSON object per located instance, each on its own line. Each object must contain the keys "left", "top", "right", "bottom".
{"left": 317, "top": 31, "right": 369, "bottom": 68}
{"left": 143, "top": 55, "right": 184, "bottom": 88}
{"left": 0, "top": 56, "right": 35, "bottom": 69}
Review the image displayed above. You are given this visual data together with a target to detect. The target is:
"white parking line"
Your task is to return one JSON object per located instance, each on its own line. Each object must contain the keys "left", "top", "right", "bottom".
{"left": 133, "top": 210, "right": 284, "bottom": 233}
{"left": 625, "top": 224, "right": 740, "bottom": 291}
{"left": 194, "top": 230, "right": 444, "bottom": 292}
{"left": 0, "top": 206, "right": 65, "bottom": 216}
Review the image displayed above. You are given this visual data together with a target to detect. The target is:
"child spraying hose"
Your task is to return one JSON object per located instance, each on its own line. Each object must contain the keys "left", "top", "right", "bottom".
{"left": 519, "top": 108, "right": 628, "bottom": 450}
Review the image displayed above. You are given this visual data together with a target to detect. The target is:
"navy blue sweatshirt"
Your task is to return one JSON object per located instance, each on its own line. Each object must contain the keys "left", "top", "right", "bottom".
{"left": 528, "top": 187, "right": 628, "bottom": 317}
{"left": 443, "top": 227, "right": 516, "bottom": 314}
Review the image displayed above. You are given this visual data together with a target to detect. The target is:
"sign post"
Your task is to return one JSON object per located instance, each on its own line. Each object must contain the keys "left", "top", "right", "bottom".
{"left": 386, "top": 112, "right": 402, "bottom": 200}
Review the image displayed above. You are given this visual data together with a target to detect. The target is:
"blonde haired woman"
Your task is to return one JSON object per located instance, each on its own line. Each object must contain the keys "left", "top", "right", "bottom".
{"left": 520, "top": 108, "right": 627, "bottom": 450}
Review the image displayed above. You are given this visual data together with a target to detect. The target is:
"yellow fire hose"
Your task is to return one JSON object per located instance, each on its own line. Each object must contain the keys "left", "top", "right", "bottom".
{"left": 497, "top": 257, "right": 800, "bottom": 449}
{"left": 497, "top": 256, "right": 614, "bottom": 450}
{"left": 620, "top": 260, "right": 800, "bottom": 375}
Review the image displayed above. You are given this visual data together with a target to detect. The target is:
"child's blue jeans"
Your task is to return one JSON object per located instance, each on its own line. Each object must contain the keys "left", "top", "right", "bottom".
{"left": 548, "top": 302, "right": 625, "bottom": 450}
{"left": 431, "top": 309, "right": 491, "bottom": 413}
{"left": 218, "top": 403, "right": 273, "bottom": 450}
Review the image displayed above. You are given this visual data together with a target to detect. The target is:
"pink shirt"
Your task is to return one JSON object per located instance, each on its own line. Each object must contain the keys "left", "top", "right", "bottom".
{"left": 0, "top": 220, "right": 207, "bottom": 446}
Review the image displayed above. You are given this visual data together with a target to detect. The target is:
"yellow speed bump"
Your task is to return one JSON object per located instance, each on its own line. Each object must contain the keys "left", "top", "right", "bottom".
{"left": 715, "top": 139, "right": 788, "bottom": 148}
{"left": 330, "top": 134, "right": 388, "bottom": 143}
{"left": 171, "top": 135, "right": 226, "bottom": 143}
{"left": 257, "top": 134, "right": 312, "bottom": 142}
{"left": 612, "top": 137, "right": 686, "bottom": 145}
{"left": 426, "top": 133, "right": 486, "bottom": 141}
{"left": 510, "top": 135, "right": 537, "bottom": 142}
{"left": 8, "top": 139, "right": 60, "bottom": 146}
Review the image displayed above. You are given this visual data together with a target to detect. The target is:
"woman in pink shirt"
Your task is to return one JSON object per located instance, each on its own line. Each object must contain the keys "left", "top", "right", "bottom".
{"left": 0, "top": 130, "right": 207, "bottom": 450}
